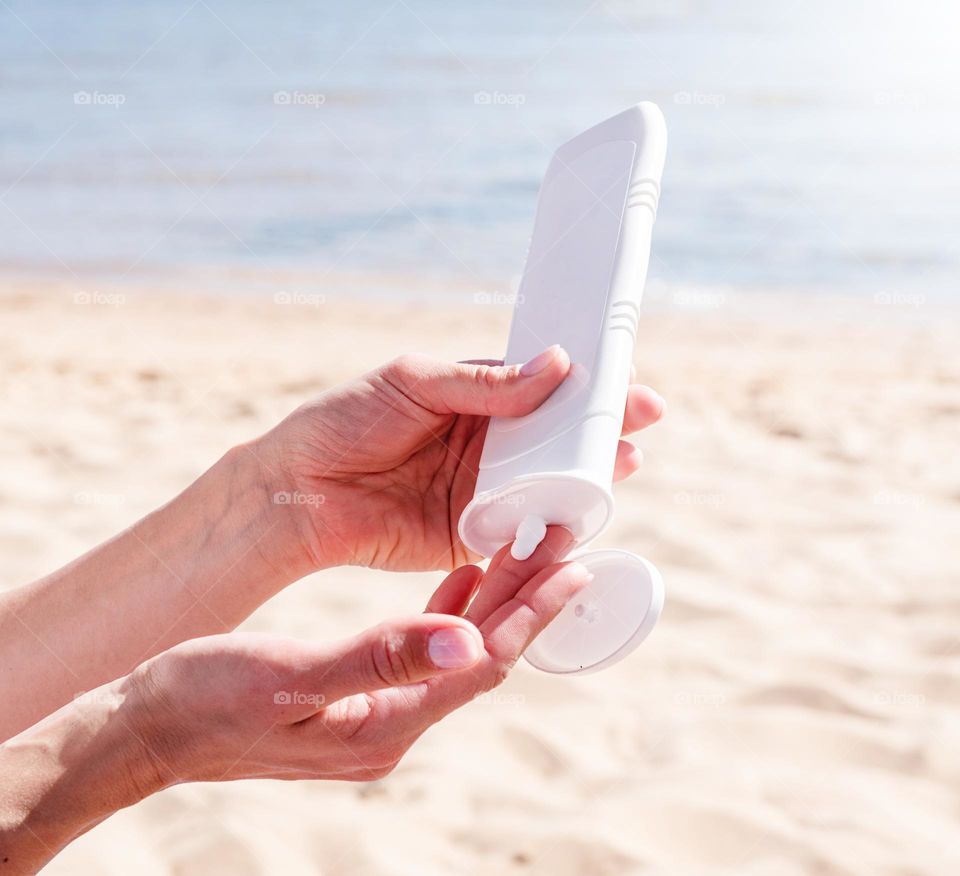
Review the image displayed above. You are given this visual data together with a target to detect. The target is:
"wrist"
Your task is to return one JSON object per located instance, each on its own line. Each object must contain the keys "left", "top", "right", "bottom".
{"left": 241, "top": 430, "right": 340, "bottom": 573}
{"left": 220, "top": 440, "right": 326, "bottom": 579}
{"left": 0, "top": 678, "right": 166, "bottom": 870}
{"left": 134, "top": 442, "right": 327, "bottom": 634}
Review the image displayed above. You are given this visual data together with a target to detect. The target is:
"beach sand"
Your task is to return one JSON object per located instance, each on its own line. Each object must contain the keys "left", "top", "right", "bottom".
{"left": 2, "top": 278, "right": 958, "bottom": 875}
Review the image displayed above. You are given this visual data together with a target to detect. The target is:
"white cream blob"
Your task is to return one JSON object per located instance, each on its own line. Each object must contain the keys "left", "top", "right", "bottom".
{"left": 510, "top": 514, "right": 547, "bottom": 561}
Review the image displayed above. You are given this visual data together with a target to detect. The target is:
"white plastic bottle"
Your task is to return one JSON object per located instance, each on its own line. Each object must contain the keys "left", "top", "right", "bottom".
{"left": 458, "top": 103, "right": 667, "bottom": 675}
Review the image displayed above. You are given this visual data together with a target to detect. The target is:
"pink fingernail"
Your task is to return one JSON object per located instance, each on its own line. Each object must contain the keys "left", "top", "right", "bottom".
{"left": 520, "top": 345, "right": 560, "bottom": 377}
{"left": 428, "top": 628, "right": 481, "bottom": 669}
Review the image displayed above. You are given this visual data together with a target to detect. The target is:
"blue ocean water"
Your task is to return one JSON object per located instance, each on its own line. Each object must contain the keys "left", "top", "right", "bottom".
{"left": 0, "top": 0, "right": 958, "bottom": 298}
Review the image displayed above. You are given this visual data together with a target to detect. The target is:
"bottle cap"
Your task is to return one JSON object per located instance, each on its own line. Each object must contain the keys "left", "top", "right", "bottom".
{"left": 458, "top": 474, "right": 614, "bottom": 560}
{"left": 524, "top": 549, "right": 663, "bottom": 675}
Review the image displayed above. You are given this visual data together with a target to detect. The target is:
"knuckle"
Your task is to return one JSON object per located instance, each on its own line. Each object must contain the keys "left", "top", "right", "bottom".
{"left": 473, "top": 363, "right": 509, "bottom": 392}
{"left": 378, "top": 354, "right": 432, "bottom": 407}
{"left": 513, "top": 589, "right": 542, "bottom": 619}
{"left": 370, "top": 630, "right": 415, "bottom": 687}
{"left": 483, "top": 659, "right": 514, "bottom": 691}
{"left": 383, "top": 353, "right": 425, "bottom": 384}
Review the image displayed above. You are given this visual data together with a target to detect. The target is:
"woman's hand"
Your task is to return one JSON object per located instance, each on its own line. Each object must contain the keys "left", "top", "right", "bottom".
{"left": 0, "top": 528, "right": 586, "bottom": 873}
{"left": 255, "top": 347, "right": 664, "bottom": 572}
{"left": 0, "top": 349, "right": 661, "bottom": 739}
{"left": 131, "top": 527, "right": 582, "bottom": 785}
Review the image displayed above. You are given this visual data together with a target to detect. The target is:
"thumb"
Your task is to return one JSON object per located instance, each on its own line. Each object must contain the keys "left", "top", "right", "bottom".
{"left": 307, "top": 615, "right": 485, "bottom": 703}
{"left": 383, "top": 346, "right": 570, "bottom": 417}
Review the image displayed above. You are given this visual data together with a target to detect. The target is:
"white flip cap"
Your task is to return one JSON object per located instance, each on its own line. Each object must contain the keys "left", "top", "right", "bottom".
{"left": 524, "top": 549, "right": 664, "bottom": 675}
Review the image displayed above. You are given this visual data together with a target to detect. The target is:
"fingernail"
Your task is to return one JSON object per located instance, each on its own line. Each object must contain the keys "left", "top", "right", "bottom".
{"left": 428, "top": 627, "right": 481, "bottom": 669}
{"left": 520, "top": 344, "right": 561, "bottom": 376}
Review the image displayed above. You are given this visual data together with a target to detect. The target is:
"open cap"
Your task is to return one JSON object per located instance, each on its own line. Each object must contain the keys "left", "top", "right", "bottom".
{"left": 524, "top": 549, "right": 663, "bottom": 675}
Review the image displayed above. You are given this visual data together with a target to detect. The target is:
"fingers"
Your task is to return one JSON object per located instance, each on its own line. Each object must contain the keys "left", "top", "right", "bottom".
{"left": 299, "top": 615, "right": 484, "bottom": 705}
{"left": 424, "top": 565, "right": 483, "bottom": 615}
{"left": 383, "top": 351, "right": 662, "bottom": 428}
{"left": 464, "top": 526, "right": 575, "bottom": 626}
{"left": 381, "top": 348, "right": 571, "bottom": 418}
{"left": 479, "top": 560, "right": 593, "bottom": 663}
{"left": 399, "top": 559, "right": 593, "bottom": 731}
{"left": 621, "top": 384, "right": 665, "bottom": 435}
{"left": 613, "top": 439, "right": 644, "bottom": 482}
{"left": 614, "top": 385, "right": 663, "bottom": 482}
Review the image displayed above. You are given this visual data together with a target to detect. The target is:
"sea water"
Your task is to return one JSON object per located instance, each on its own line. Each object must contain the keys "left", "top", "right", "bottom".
{"left": 0, "top": 0, "right": 957, "bottom": 301}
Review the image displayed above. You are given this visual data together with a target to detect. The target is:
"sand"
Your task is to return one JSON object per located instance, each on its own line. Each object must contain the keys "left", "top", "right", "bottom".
{"left": 2, "top": 277, "right": 958, "bottom": 875}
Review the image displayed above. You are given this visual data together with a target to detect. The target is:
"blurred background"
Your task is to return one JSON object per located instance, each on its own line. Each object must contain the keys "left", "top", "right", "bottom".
{"left": 2, "top": 0, "right": 958, "bottom": 299}
{"left": 2, "top": 3, "right": 958, "bottom": 875}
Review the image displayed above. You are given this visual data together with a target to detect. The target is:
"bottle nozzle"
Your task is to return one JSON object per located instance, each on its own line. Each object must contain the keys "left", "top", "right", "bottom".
{"left": 511, "top": 514, "right": 547, "bottom": 561}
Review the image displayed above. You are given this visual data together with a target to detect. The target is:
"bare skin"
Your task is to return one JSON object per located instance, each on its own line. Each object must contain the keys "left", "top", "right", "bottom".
{"left": 259, "top": 347, "right": 663, "bottom": 571}
{"left": 0, "top": 531, "right": 586, "bottom": 874}
{"left": 0, "top": 347, "right": 664, "bottom": 872}
{"left": 0, "top": 347, "right": 663, "bottom": 738}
